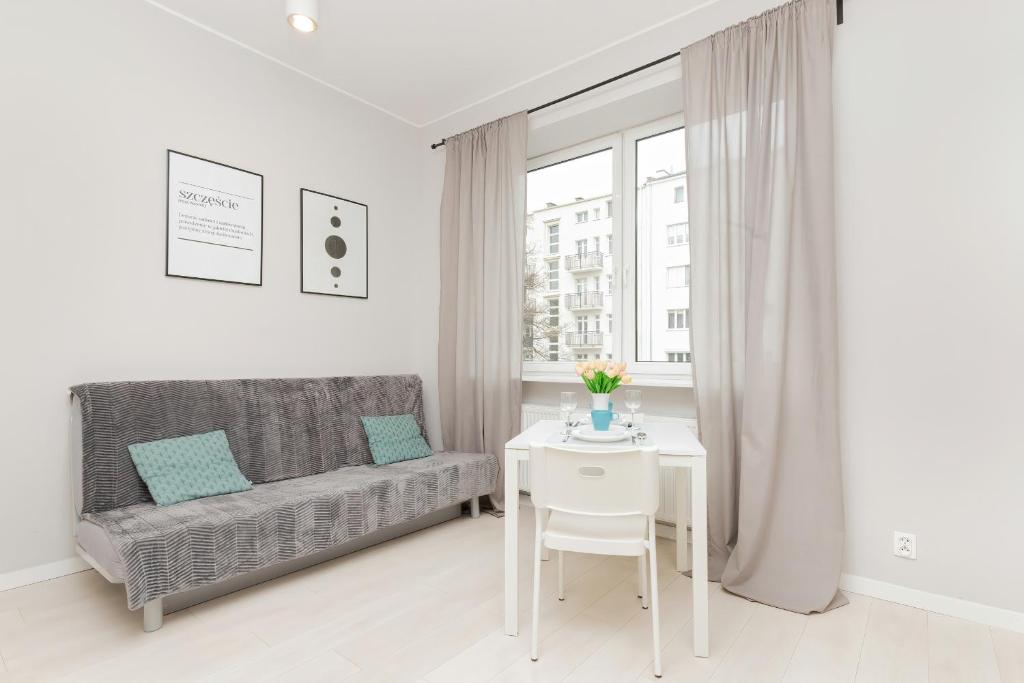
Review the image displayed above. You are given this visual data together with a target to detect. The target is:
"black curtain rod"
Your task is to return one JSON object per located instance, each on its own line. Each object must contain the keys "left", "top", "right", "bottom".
{"left": 430, "top": 0, "right": 843, "bottom": 150}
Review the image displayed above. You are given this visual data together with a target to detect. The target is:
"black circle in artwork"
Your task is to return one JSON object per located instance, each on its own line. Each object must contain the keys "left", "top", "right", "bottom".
{"left": 324, "top": 235, "right": 347, "bottom": 259}
{"left": 330, "top": 267, "right": 341, "bottom": 277}
{"left": 334, "top": 284, "right": 338, "bottom": 288}
{"left": 330, "top": 216, "right": 341, "bottom": 228}
{"left": 334, "top": 205, "right": 338, "bottom": 210}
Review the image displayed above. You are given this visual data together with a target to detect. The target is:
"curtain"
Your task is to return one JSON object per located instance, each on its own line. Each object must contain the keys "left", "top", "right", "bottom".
{"left": 438, "top": 112, "right": 528, "bottom": 511}
{"left": 681, "top": 0, "right": 845, "bottom": 613}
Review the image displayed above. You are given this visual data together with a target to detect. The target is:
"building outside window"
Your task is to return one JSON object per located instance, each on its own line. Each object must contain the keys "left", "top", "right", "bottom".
{"left": 674, "top": 184, "right": 686, "bottom": 203}
{"left": 667, "top": 222, "right": 688, "bottom": 246}
{"left": 668, "top": 308, "right": 690, "bottom": 330}
{"left": 666, "top": 265, "right": 690, "bottom": 288}
{"left": 523, "top": 115, "right": 691, "bottom": 380}
{"left": 547, "top": 223, "right": 560, "bottom": 254}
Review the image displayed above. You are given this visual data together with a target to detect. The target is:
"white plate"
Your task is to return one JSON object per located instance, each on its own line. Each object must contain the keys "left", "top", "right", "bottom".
{"left": 571, "top": 425, "right": 630, "bottom": 443}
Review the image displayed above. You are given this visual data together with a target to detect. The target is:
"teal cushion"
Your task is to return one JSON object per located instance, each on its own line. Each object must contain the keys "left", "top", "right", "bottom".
{"left": 128, "top": 430, "right": 252, "bottom": 506}
{"left": 360, "top": 414, "right": 433, "bottom": 465}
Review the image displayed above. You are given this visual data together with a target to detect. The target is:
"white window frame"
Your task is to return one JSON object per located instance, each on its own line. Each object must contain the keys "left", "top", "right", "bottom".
{"left": 522, "top": 117, "right": 690, "bottom": 387}
{"left": 667, "top": 222, "right": 689, "bottom": 246}
{"left": 547, "top": 221, "right": 560, "bottom": 254}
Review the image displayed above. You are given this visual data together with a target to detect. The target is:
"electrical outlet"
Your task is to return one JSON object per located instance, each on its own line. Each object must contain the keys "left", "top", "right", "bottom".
{"left": 894, "top": 531, "right": 917, "bottom": 559}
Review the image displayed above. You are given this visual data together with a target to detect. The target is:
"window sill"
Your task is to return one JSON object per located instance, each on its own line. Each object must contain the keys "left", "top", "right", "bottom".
{"left": 522, "top": 371, "right": 693, "bottom": 389}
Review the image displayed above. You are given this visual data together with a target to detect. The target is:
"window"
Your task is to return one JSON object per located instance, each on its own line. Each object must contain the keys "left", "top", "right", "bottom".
{"left": 667, "top": 352, "right": 691, "bottom": 363}
{"left": 548, "top": 337, "right": 559, "bottom": 361}
{"left": 524, "top": 115, "right": 689, "bottom": 381}
{"left": 674, "top": 185, "right": 686, "bottom": 203}
{"left": 548, "top": 300, "right": 559, "bottom": 327}
{"left": 666, "top": 265, "right": 690, "bottom": 288}
{"left": 667, "top": 222, "right": 688, "bottom": 246}
{"left": 547, "top": 223, "right": 560, "bottom": 254}
{"left": 547, "top": 261, "right": 559, "bottom": 290}
{"left": 668, "top": 309, "right": 690, "bottom": 329}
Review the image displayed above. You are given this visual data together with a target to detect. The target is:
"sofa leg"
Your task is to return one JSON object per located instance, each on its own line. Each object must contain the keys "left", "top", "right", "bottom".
{"left": 143, "top": 598, "right": 163, "bottom": 632}
{"left": 470, "top": 496, "right": 480, "bottom": 519}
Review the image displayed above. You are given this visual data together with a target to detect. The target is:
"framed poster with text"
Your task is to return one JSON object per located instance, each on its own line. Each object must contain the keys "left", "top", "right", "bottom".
{"left": 300, "top": 188, "right": 368, "bottom": 298}
{"left": 166, "top": 150, "right": 263, "bottom": 285}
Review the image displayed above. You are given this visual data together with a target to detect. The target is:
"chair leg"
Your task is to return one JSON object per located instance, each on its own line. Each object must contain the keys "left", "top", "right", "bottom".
{"left": 639, "top": 554, "right": 649, "bottom": 608}
{"left": 531, "top": 512, "right": 543, "bottom": 662}
{"left": 469, "top": 496, "right": 480, "bottom": 518}
{"left": 142, "top": 598, "right": 163, "bottom": 632}
{"left": 557, "top": 551, "right": 565, "bottom": 601}
{"left": 648, "top": 518, "right": 662, "bottom": 678}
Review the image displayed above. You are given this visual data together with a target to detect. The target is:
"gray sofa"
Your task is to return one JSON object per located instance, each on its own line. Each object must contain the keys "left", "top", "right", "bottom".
{"left": 69, "top": 375, "right": 497, "bottom": 631}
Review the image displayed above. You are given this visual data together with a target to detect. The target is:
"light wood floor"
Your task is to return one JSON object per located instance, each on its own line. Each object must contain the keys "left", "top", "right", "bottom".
{"left": 0, "top": 500, "right": 1021, "bottom": 682}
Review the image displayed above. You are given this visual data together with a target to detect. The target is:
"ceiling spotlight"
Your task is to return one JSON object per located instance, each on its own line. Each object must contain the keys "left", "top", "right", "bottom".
{"left": 286, "top": 0, "right": 318, "bottom": 33}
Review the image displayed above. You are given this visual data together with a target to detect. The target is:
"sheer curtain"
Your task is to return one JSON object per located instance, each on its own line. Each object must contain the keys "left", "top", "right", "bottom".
{"left": 437, "top": 112, "right": 528, "bottom": 510}
{"left": 682, "top": 0, "right": 845, "bottom": 613}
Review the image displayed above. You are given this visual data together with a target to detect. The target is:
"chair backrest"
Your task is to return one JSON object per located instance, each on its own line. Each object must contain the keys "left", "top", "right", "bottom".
{"left": 529, "top": 444, "right": 660, "bottom": 517}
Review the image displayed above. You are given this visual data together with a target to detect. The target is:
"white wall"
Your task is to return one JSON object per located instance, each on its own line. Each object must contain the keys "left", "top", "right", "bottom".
{"left": 834, "top": 0, "right": 1024, "bottom": 614}
{"left": 0, "top": 0, "right": 432, "bottom": 575}
{"left": 419, "top": 0, "right": 1024, "bottom": 615}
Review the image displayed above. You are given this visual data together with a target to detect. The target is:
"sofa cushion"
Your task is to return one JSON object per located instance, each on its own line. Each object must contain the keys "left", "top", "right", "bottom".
{"left": 129, "top": 430, "right": 252, "bottom": 506}
{"left": 361, "top": 414, "right": 433, "bottom": 465}
{"left": 81, "top": 451, "right": 497, "bottom": 609}
{"left": 70, "top": 375, "right": 427, "bottom": 513}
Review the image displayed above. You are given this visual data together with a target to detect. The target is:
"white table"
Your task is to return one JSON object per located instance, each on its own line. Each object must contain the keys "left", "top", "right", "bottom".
{"left": 504, "top": 419, "right": 710, "bottom": 657}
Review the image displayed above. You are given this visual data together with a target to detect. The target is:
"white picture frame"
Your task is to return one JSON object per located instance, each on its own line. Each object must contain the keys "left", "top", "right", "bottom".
{"left": 166, "top": 150, "right": 263, "bottom": 286}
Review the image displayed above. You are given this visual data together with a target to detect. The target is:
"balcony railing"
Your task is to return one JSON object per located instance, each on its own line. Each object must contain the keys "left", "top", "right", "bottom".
{"left": 564, "top": 251, "right": 604, "bottom": 272}
{"left": 565, "top": 291, "right": 605, "bottom": 311}
{"left": 565, "top": 332, "right": 604, "bottom": 347}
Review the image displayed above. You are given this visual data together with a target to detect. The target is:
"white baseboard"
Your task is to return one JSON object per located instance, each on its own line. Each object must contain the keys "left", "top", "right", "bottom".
{"left": 0, "top": 557, "right": 91, "bottom": 593}
{"left": 840, "top": 573, "right": 1024, "bottom": 634}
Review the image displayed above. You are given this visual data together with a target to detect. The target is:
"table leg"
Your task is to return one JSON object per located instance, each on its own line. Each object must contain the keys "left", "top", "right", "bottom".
{"left": 691, "top": 457, "right": 709, "bottom": 657}
{"left": 504, "top": 450, "right": 520, "bottom": 636}
{"left": 675, "top": 467, "right": 690, "bottom": 572}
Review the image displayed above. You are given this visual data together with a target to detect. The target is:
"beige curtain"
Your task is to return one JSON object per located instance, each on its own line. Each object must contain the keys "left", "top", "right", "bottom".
{"left": 682, "top": 0, "right": 845, "bottom": 613}
{"left": 438, "top": 112, "right": 528, "bottom": 511}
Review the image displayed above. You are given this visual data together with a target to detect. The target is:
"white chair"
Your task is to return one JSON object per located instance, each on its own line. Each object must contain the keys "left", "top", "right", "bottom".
{"left": 529, "top": 443, "right": 663, "bottom": 678}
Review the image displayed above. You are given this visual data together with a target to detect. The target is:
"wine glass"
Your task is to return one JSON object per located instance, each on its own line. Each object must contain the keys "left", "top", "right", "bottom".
{"left": 624, "top": 390, "right": 642, "bottom": 429}
{"left": 559, "top": 392, "right": 577, "bottom": 433}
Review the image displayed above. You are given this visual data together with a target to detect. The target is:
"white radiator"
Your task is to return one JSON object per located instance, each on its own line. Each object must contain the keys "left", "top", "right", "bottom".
{"left": 518, "top": 404, "right": 697, "bottom": 526}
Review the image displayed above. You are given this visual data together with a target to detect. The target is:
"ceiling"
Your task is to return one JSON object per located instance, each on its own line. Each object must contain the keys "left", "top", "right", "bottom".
{"left": 147, "top": 0, "right": 708, "bottom": 127}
